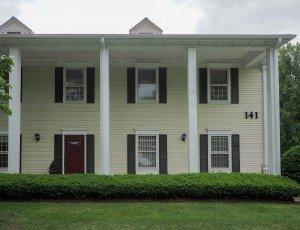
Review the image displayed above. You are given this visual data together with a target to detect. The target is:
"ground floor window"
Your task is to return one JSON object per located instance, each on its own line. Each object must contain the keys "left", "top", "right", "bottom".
{"left": 136, "top": 132, "right": 159, "bottom": 173}
{"left": 0, "top": 135, "right": 8, "bottom": 168}
{"left": 208, "top": 132, "right": 231, "bottom": 171}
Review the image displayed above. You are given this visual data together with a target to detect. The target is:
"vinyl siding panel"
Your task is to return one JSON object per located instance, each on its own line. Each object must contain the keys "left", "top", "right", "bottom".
{"left": 110, "top": 67, "right": 188, "bottom": 174}
{"left": 2, "top": 65, "right": 263, "bottom": 174}
{"left": 0, "top": 115, "right": 8, "bottom": 131}
{"left": 198, "top": 68, "right": 263, "bottom": 172}
{"left": 20, "top": 66, "right": 100, "bottom": 173}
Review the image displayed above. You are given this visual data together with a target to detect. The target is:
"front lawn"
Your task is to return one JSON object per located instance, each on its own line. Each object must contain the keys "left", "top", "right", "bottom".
{"left": 0, "top": 202, "right": 299, "bottom": 229}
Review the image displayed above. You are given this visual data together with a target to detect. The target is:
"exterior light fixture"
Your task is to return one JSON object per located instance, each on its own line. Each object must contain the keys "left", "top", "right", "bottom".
{"left": 181, "top": 133, "right": 187, "bottom": 142}
{"left": 35, "top": 133, "right": 40, "bottom": 143}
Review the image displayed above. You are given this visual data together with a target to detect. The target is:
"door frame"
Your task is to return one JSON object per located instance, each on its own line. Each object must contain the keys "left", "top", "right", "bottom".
{"left": 62, "top": 130, "right": 87, "bottom": 174}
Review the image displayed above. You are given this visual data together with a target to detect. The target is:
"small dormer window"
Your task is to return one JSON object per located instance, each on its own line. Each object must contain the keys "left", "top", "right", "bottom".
{"left": 6, "top": 31, "right": 21, "bottom": 35}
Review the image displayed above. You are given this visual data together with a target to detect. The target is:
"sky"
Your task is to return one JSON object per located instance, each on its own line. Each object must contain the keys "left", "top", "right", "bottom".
{"left": 0, "top": 0, "right": 299, "bottom": 41}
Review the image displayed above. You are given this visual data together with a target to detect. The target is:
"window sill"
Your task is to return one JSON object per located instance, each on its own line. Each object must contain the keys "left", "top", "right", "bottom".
{"left": 208, "top": 100, "right": 231, "bottom": 104}
{"left": 209, "top": 168, "right": 231, "bottom": 173}
{"left": 63, "top": 101, "right": 87, "bottom": 104}
{"left": 136, "top": 168, "right": 159, "bottom": 175}
{"left": 0, "top": 167, "right": 8, "bottom": 173}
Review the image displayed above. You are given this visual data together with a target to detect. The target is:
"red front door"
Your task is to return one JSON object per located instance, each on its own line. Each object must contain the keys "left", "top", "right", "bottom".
{"left": 64, "top": 135, "right": 85, "bottom": 174}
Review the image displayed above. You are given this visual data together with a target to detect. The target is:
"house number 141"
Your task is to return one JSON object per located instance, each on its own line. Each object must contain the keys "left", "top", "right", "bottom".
{"left": 245, "top": 111, "right": 258, "bottom": 119}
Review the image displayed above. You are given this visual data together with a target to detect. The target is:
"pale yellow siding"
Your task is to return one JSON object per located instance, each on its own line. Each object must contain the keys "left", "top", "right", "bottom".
{"left": 1, "top": 65, "right": 263, "bottom": 174}
{"left": 20, "top": 66, "right": 101, "bottom": 173}
{"left": 0, "top": 115, "right": 7, "bottom": 131}
{"left": 198, "top": 68, "right": 263, "bottom": 172}
{"left": 110, "top": 67, "right": 188, "bottom": 174}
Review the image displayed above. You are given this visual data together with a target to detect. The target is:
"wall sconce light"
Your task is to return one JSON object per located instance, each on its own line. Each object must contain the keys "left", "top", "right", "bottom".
{"left": 181, "top": 133, "right": 186, "bottom": 142}
{"left": 35, "top": 133, "right": 40, "bottom": 143}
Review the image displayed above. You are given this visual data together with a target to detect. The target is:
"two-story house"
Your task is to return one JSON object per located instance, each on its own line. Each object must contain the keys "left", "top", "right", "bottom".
{"left": 0, "top": 17, "right": 296, "bottom": 175}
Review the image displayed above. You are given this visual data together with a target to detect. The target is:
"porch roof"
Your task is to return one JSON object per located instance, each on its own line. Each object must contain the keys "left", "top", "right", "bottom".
{"left": 0, "top": 33, "right": 296, "bottom": 68}
{"left": 0, "top": 33, "right": 296, "bottom": 48}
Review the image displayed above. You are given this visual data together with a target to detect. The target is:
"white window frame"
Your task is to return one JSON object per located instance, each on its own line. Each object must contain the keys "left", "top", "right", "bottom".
{"left": 208, "top": 68, "right": 231, "bottom": 104}
{"left": 135, "top": 130, "right": 159, "bottom": 174}
{"left": 135, "top": 64, "right": 159, "bottom": 103}
{"left": 62, "top": 129, "right": 87, "bottom": 175}
{"left": 208, "top": 131, "right": 232, "bottom": 172}
{"left": 63, "top": 65, "right": 86, "bottom": 103}
{"left": 0, "top": 131, "right": 8, "bottom": 171}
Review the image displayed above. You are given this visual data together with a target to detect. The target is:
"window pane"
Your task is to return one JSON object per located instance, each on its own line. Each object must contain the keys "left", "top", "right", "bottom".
{"left": 0, "top": 135, "right": 8, "bottom": 168}
{"left": 66, "top": 69, "right": 84, "bottom": 86}
{"left": 210, "top": 69, "right": 228, "bottom": 84}
{"left": 211, "top": 85, "right": 228, "bottom": 101}
{"left": 65, "top": 68, "right": 84, "bottom": 101}
{"left": 138, "top": 69, "right": 157, "bottom": 101}
{"left": 138, "top": 136, "right": 156, "bottom": 167}
{"left": 0, "top": 135, "right": 8, "bottom": 152}
{"left": 66, "top": 87, "right": 84, "bottom": 101}
{"left": 211, "top": 154, "right": 229, "bottom": 167}
{"left": 0, "top": 154, "right": 8, "bottom": 167}
{"left": 211, "top": 136, "right": 228, "bottom": 152}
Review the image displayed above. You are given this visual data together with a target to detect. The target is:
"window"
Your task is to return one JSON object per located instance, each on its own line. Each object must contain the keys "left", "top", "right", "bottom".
{"left": 136, "top": 133, "right": 159, "bottom": 172}
{"left": 0, "top": 135, "right": 8, "bottom": 168}
{"left": 209, "top": 69, "right": 230, "bottom": 102}
{"left": 208, "top": 132, "right": 231, "bottom": 171}
{"left": 65, "top": 68, "right": 85, "bottom": 102}
{"left": 136, "top": 68, "right": 158, "bottom": 102}
{"left": 6, "top": 31, "right": 21, "bottom": 35}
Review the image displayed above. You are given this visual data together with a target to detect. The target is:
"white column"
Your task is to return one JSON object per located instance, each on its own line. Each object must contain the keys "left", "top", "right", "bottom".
{"left": 262, "top": 63, "right": 268, "bottom": 173}
{"left": 187, "top": 48, "right": 198, "bottom": 173}
{"left": 266, "top": 47, "right": 281, "bottom": 175}
{"left": 8, "top": 47, "right": 21, "bottom": 173}
{"left": 100, "top": 46, "right": 110, "bottom": 174}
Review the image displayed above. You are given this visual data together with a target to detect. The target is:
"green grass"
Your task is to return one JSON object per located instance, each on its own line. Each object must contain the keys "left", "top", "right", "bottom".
{"left": 0, "top": 202, "right": 299, "bottom": 230}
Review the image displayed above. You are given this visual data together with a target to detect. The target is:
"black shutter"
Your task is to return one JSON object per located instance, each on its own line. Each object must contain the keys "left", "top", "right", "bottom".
{"left": 86, "top": 135, "right": 95, "bottom": 173}
{"left": 231, "top": 68, "right": 239, "bottom": 104}
{"left": 19, "top": 134, "right": 22, "bottom": 173}
{"left": 86, "top": 67, "right": 95, "bottom": 103}
{"left": 54, "top": 134, "right": 63, "bottom": 174}
{"left": 127, "top": 134, "right": 136, "bottom": 174}
{"left": 200, "top": 134, "right": 208, "bottom": 172}
{"left": 21, "top": 67, "right": 23, "bottom": 103}
{"left": 199, "top": 68, "right": 208, "bottom": 103}
{"left": 55, "top": 67, "right": 63, "bottom": 103}
{"left": 159, "top": 68, "right": 167, "bottom": 103}
{"left": 159, "top": 134, "right": 167, "bottom": 174}
{"left": 127, "top": 68, "right": 135, "bottom": 103}
{"left": 231, "top": 134, "right": 240, "bottom": 172}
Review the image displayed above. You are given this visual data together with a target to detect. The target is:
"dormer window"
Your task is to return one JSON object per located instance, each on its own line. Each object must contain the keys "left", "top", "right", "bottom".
{"left": 6, "top": 31, "right": 21, "bottom": 35}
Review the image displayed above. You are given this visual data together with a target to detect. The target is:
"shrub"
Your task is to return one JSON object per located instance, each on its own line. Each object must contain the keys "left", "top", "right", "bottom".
{"left": 282, "top": 145, "right": 300, "bottom": 182}
{"left": 48, "top": 160, "right": 60, "bottom": 174}
{"left": 0, "top": 173, "right": 299, "bottom": 201}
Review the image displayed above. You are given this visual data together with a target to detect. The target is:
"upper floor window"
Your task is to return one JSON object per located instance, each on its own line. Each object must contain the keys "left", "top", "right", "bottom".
{"left": 65, "top": 68, "right": 86, "bottom": 102}
{"left": 136, "top": 68, "right": 158, "bottom": 102}
{"left": 0, "top": 135, "right": 8, "bottom": 168}
{"left": 208, "top": 132, "right": 231, "bottom": 172}
{"left": 208, "top": 69, "right": 230, "bottom": 103}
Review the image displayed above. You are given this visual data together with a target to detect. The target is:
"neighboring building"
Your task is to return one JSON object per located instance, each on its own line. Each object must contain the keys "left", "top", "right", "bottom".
{"left": 0, "top": 17, "right": 295, "bottom": 175}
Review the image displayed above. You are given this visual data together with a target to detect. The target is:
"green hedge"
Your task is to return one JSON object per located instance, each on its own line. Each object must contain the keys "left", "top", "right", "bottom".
{"left": 282, "top": 145, "right": 300, "bottom": 182}
{"left": 0, "top": 173, "right": 299, "bottom": 201}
